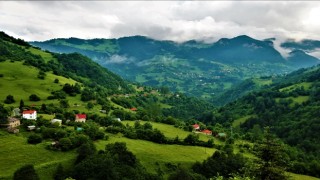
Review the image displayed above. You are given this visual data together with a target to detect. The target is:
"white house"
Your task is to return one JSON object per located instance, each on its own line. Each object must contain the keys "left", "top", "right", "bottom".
{"left": 22, "top": 110, "right": 37, "bottom": 120}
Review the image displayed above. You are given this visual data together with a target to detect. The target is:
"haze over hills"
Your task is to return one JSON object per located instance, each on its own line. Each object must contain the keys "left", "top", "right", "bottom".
{"left": 31, "top": 35, "right": 320, "bottom": 103}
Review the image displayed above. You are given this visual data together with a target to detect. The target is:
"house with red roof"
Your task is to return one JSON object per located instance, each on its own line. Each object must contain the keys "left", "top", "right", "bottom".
{"left": 192, "top": 124, "right": 200, "bottom": 130}
{"left": 75, "top": 114, "right": 86, "bottom": 123}
{"left": 201, "top": 129, "right": 212, "bottom": 135}
{"left": 22, "top": 110, "right": 37, "bottom": 120}
{"left": 130, "top": 107, "right": 137, "bottom": 111}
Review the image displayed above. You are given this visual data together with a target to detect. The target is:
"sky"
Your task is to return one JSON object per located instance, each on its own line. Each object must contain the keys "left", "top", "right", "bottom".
{"left": 0, "top": 1, "right": 320, "bottom": 44}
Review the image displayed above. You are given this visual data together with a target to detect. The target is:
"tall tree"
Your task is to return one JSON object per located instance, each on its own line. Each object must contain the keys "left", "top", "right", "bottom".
{"left": 19, "top": 99, "right": 24, "bottom": 111}
{"left": 254, "top": 127, "right": 289, "bottom": 180}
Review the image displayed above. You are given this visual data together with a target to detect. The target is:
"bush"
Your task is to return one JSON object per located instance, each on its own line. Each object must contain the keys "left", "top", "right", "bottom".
{"left": 4, "top": 95, "right": 15, "bottom": 104}
{"left": 27, "top": 134, "right": 42, "bottom": 144}
{"left": 14, "top": 164, "right": 39, "bottom": 180}
{"left": 29, "top": 94, "right": 41, "bottom": 101}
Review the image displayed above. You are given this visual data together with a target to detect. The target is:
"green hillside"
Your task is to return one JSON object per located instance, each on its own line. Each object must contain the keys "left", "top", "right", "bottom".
{"left": 198, "top": 64, "right": 320, "bottom": 177}
{"left": 1, "top": 31, "right": 319, "bottom": 180}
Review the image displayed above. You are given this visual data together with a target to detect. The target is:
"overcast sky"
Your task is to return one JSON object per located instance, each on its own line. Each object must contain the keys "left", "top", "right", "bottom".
{"left": 0, "top": 1, "right": 320, "bottom": 43}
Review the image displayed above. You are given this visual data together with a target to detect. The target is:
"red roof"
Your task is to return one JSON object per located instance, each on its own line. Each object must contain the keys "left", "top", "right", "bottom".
{"left": 22, "top": 110, "right": 36, "bottom": 114}
{"left": 76, "top": 114, "right": 86, "bottom": 119}
{"left": 130, "top": 107, "right": 137, "bottom": 111}
{"left": 202, "top": 129, "right": 212, "bottom": 134}
{"left": 192, "top": 124, "right": 200, "bottom": 129}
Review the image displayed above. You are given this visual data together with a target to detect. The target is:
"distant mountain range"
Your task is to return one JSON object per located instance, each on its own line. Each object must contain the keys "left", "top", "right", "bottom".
{"left": 30, "top": 35, "right": 320, "bottom": 102}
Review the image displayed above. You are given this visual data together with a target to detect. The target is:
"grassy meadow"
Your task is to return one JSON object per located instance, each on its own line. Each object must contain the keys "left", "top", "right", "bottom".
{"left": 121, "top": 120, "right": 213, "bottom": 141}
{"left": 96, "top": 134, "right": 216, "bottom": 176}
{"left": 0, "top": 130, "right": 76, "bottom": 180}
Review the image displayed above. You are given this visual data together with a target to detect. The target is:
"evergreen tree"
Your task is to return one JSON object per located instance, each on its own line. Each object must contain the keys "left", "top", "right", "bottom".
{"left": 19, "top": 99, "right": 24, "bottom": 112}
{"left": 254, "top": 127, "right": 289, "bottom": 180}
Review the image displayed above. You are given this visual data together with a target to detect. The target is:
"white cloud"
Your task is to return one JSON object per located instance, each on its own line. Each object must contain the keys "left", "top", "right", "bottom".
{"left": 0, "top": 1, "right": 320, "bottom": 43}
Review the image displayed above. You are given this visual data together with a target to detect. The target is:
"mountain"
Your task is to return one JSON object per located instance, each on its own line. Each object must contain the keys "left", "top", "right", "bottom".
{"left": 287, "top": 49, "right": 320, "bottom": 68}
{"left": 0, "top": 31, "right": 212, "bottom": 121}
{"left": 281, "top": 39, "right": 320, "bottom": 51}
{"left": 198, "top": 64, "right": 320, "bottom": 177}
{"left": 30, "top": 35, "right": 320, "bottom": 103}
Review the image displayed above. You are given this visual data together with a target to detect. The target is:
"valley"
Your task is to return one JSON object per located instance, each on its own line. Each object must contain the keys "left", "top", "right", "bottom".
{"left": 0, "top": 31, "right": 320, "bottom": 180}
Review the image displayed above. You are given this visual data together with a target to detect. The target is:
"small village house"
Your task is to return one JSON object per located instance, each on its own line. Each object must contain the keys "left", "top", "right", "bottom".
{"left": 51, "top": 119, "right": 62, "bottom": 126}
{"left": 192, "top": 124, "right": 200, "bottom": 130}
{"left": 22, "top": 110, "right": 37, "bottom": 120}
{"left": 1, "top": 117, "right": 21, "bottom": 134}
{"left": 130, "top": 107, "right": 137, "bottom": 111}
{"left": 201, "top": 129, "right": 212, "bottom": 135}
{"left": 7, "top": 117, "right": 20, "bottom": 128}
{"left": 75, "top": 114, "right": 86, "bottom": 123}
{"left": 27, "top": 125, "right": 36, "bottom": 131}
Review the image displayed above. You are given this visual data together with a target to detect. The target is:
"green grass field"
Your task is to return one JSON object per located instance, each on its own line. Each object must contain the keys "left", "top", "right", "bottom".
{"left": 96, "top": 134, "right": 216, "bottom": 175}
{"left": 232, "top": 115, "right": 255, "bottom": 127}
{"left": 279, "top": 82, "right": 312, "bottom": 92}
{"left": 0, "top": 130, "right": 76, "bottom": 180}
{"left": 0, "top": 61, "right": 78, "bottom": 106}
{"left": 121, "top": 120, "right": 212, "bottom": 141}
{"left": 25, "top": 47, "right": 56, "bottom": 63}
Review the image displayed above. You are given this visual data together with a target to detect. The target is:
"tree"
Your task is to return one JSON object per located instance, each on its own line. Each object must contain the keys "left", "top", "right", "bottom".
{"left": 59, "top": 99, "right": 70, "bottom": 108}
{"left": 254, "top": 127, "right": 289, "bottom": 180}
{"left": 76, "top": 141, "right": 97, "bottom": 164}
{"left": 54, "top": 78, "right": 59, "bottom": 83}
{"left": 19, "top": 99, "right": 24, "bottom": 111}
{"left": 4, "top": 95, "right": 15, "bottom": 104}
{"left": 14, "top": 164, "right": 39, "bottom": 180}
{"left": 0, "top": 103, "right": 9, "bottom": 124}
{"left": 27, "top": 134, "right": 43, "bottom": 144}
{"left": 54, "top": 164, "right": 64, "bottom": 180}
{"left": 29, "top": 94, "right": 41, "bottom": 101}
{"left": 86, "top": 102, "right": 94, "bottom": 110}
{"left": 59, "top": 138, "right": 73, "bottom": 151}
{"left": 169, "top": 167, "right": 206, "bottom": 180}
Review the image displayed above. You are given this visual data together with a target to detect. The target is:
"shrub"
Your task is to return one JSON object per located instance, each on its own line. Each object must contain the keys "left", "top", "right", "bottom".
{"left": 27, "top": 134, "right": 42, "bottom": 144}
{"left": 4, "top": 95, "right": 15, "bottom": 104}
{"left": 29, "top": 94, "right": 41, "bottom": 101}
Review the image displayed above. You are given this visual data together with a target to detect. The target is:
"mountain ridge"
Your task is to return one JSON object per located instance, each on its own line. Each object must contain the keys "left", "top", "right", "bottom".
{"left": 30, "top": 34, "right": 320, "bottom": 104}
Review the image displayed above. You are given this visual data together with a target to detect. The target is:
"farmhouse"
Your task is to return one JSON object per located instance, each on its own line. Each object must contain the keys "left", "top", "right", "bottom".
{"left": 22, "top": 110, "right": 37, "bottom": 120}
{"left": 201, "top": 129, "right": 212, "bottom": 135}
{"left": 7, "top": 117, "right": 20, "bottom": 128}
{"left": 75, "top": 114, "right": 86, "bottom": 123}
{"left": 130, "top": 107, "right": 137, "bottom": 111}
{"left": 192, "top": 124, "right": 200, "bottom": 130}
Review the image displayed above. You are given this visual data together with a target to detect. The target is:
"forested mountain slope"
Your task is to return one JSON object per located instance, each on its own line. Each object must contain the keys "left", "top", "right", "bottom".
{"left": 31, "top": 35, "right": 320, "bottom": 102}
{"left": 198, "top": 65, "right": 320, "bottom": 177}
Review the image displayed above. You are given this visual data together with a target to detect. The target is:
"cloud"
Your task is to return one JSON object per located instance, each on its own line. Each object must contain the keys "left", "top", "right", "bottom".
{"left": 105, "top": 55, "right": 133, "bottom": 64}
{"left": 0, "top": 1, "right": 320, "bottom": 43}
